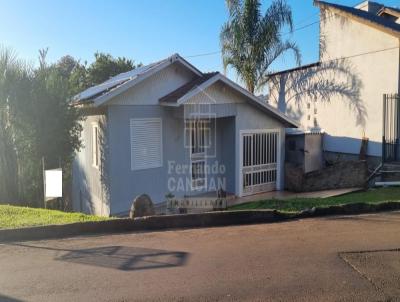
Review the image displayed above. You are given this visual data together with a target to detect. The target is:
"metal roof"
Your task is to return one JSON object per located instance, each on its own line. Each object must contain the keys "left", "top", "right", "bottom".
{"left": 268, "top": 62, "right": 320, "bottom": 78}
{"left": 72, "top": 54, "right": 202, "bottom": 105}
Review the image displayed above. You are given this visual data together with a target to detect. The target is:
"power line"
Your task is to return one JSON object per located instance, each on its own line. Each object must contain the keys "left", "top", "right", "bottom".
{"left": 184, "top": 16, "right": 323, "bottom": 59}
{"left": 183, "top": 0, "right": 391, "bottom": 60}
{"left": 323, "top": 46, "right": 399, "bottom": 64}
{"left": 185, "top": 51, "right": 222, "bottom": 59}
{"left": 269, "top": 45, "right": 400, "bottom": 76}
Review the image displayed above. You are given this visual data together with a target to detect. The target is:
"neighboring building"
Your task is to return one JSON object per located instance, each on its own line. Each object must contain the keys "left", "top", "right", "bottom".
{"left": 268, "top": 0, "right": 400, "bottom": 160}
{"left": 72, "top": 54, "right": 297, "bottom": 216}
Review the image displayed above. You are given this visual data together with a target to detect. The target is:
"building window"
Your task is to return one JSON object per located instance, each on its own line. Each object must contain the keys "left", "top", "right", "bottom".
{"left": 314, "top": 108, "right": 318, "bottom": 114}
{"left": 307, "top": 103, "right": 311, "bottom": 109}
{"left": 92, "top": 124, "right": 99, "bottom": 169}
{"left": 130, "top": 118, "right": 163, "bottom": 171}
{"left": 307, "top": 115, "right": 311, "bottom": 121}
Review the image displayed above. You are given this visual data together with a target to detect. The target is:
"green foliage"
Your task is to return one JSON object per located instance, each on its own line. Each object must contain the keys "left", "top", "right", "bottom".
{"left": 66, "top": 52, "right": 141, "bottom": 96}
{"left": 0, "top": 204, "right": 109, "bottom": 229}
{"left": 86, "top": 52, "right": 140, "bottom": 86}
{"left": 229, "top": 187, "right": 400, "bottom": 212}
{"left": 0, "top": 46, "right": 139, "bottom": 208}
{"left": 221, "top": 0, "right": 301, "bottom": 93}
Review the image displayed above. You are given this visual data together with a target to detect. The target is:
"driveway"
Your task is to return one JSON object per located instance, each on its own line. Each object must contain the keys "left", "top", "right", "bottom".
{"left": 0, "top": 211, "right": 400, "bottom": 301}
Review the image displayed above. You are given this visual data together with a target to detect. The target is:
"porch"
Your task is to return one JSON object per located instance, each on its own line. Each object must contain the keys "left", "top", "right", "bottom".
{"left": 181, "top": 113, "right": 282, "bottom": 199}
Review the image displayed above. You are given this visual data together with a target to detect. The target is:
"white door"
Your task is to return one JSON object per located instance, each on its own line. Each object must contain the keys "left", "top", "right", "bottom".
{"left": 240, "top": 130, "right": 280, "bottom": 196}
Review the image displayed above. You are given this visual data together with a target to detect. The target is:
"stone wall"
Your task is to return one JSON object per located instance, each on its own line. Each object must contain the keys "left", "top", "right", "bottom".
{"left": 285, "top": 160, "right": 368, "bottom": 192}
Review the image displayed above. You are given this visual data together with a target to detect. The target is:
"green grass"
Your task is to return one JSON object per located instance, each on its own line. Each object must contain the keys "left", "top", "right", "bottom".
{"left": 0, "top": 205, "right": 110, "bottom": 229}
{"left": 229, "top": 187, "right": 400, "bottom": 212}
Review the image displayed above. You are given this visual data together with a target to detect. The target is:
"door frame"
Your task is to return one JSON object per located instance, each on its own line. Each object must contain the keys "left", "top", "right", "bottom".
{"left": 238, "top": 128, "right": 281, "bottom": 197}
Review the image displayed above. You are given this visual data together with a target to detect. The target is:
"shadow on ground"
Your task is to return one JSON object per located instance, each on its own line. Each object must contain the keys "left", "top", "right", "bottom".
{"left": 56, "top": 246, "right": 189, "bottom": 271}
{"left": 0, "top": 294, "right": 25, "bottom": 302}
{"left": 9, "top": 243, "right": 189, "bottom": 271}
{"left": 324, "top": 211, "right": 400, "bottom": 223}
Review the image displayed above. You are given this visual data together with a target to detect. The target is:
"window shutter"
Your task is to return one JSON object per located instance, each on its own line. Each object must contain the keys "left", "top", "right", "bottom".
{"left": 130, "top": 118, "right": 163, "bottom": 171}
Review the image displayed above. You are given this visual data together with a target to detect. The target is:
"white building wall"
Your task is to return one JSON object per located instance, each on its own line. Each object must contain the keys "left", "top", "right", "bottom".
{"left": 269, "top": 7, "right": 400, "bottom": 157}
{"left": 318, "top": 9, "right": 399, "bottom": 156}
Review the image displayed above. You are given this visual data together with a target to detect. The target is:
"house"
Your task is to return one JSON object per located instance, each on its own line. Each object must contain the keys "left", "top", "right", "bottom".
{"left": 72, "top": 54, "right": 297, "bottom": 216}
{"left": 268, "top": 0, "right": 400, "bottom": 164}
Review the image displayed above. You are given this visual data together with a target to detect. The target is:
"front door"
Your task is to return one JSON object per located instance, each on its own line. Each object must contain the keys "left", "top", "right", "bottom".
{"left": 240, "top": 130, "right": 280, "bottom": 196}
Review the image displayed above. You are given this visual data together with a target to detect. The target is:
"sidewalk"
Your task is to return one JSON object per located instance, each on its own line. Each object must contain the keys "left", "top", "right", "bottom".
{"left": 229, "top": 187, "right": 363, "bottom": 207}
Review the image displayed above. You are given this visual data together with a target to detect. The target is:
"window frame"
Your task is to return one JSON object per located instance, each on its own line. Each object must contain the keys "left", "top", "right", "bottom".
{"left": 92, "top": 123, "right": 100, "bottom": 169}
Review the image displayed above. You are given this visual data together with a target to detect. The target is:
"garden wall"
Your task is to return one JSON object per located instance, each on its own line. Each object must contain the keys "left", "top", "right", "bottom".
{"left": 285, "top": 160, "right": 368, "bottom": 192}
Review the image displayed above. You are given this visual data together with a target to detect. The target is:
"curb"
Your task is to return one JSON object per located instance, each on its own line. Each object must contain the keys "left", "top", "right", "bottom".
{"left": 0, "top": 202, "right": 399, "bottom": 243}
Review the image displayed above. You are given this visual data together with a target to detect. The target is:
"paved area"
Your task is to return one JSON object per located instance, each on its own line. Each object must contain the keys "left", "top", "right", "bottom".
{"left": 229, "top": 187, "right": 363, "bottom": 206}
{"left": 0, "top": 211, "right": 400, "bottom": 301}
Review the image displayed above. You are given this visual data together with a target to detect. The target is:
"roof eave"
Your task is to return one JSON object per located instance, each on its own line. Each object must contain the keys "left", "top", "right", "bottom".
{"left": 315, "top": 1, "right": 400, "bottom": 38}
{"left": 91, "top": 54, "right": 203, "bottom": 107}
{"left": 176, "top": 73, "right": 299, "bottom": 128}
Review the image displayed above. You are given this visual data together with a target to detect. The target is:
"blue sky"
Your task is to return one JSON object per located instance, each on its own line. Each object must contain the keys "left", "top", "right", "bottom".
{"left": 1, "top": 0, "right": 399, "bottom": 77}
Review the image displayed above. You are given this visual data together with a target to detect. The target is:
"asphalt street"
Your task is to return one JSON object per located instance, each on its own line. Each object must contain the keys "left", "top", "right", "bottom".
{"left": 0, "top": 211, "right": 400, "bottom": 301}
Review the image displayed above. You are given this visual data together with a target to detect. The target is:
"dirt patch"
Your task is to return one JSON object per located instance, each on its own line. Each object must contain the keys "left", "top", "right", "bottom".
{"left": 340, "top": 249, "right": 400, "bottom": 300}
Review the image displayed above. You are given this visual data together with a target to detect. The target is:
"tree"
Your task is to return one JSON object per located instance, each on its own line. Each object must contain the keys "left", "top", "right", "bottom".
{"left": 0, "top": 47, "right": 140, "bottom": 207}
{"left": 0, "top": 47, "right": 83, "bottom": 206}
{"left": 220, "top": 0, "right": 301, "bottom": 93}
{"left": 86, "top": 52, "right": 141, "bottom": 86}
{"left": 0, "top": 46, "right": 27, "bottom": 202}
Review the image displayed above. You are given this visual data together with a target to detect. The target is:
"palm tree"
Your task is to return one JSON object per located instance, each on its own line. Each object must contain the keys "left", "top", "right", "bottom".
{"left": 221, "top": 0, "right": 301, "bottom": 94}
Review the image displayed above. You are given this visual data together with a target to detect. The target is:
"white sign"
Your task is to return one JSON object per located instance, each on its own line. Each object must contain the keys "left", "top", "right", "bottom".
{"left": 45, "top": 169, "right": 63, "bottom": 198}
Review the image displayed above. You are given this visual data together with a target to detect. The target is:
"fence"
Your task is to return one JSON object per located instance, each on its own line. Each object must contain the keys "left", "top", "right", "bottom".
{"left": 382, "top": 94, "right": 400, "bottom": 162}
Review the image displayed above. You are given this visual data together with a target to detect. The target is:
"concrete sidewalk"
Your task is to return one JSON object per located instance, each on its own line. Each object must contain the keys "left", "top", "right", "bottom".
{"left": 0, "top": 211, "right": 399, "bottom": 301}
{"left": 229, "top": 187, "right": 363, "bottom": 207}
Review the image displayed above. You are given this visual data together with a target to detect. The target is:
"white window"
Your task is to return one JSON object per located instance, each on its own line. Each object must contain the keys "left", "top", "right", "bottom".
{"left": 92, "top": 124, "right": 99, "bottom": 168}
{"left": 130, "top": 118, "right": 163, "bottom": 171}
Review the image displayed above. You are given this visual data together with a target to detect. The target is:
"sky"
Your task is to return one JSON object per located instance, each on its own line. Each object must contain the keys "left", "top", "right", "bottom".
{"left": 1, "top": 0, "right": 399, "bottom": 78}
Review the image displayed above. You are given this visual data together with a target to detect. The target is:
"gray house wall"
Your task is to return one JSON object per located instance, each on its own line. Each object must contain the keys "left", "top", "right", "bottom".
{"left": 107, "top": 105, "right": 190, "bottom": 215}
{"left": 72, "top": 112, "right": 110, "bottom": 216}
{"left": 216, "top": 117, "right": 236, "bottom": 194}
{"left": 73, "top": 64, "right": 291, "bottom": 216}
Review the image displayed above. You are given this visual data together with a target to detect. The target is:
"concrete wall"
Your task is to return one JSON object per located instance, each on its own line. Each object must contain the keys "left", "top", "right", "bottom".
{"left": 268, "top": 6, "right": 400, "bottom": 157}
{"left": 304, "top": 134, "right": 324, "bottom": 172}
{"left": 319, "top": 9, "right": 399, "bottom": 156}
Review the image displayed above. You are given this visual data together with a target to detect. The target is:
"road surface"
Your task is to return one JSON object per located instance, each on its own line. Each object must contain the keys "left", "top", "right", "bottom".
{"left": 0, "top": 211, "right": 399, "bottom": 301}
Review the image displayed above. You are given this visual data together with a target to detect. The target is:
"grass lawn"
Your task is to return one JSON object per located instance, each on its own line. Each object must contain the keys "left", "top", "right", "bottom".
{"left": 0, "top": 205, "right": 109, "bottom": 229}
{"left": 229, "top": 187, "right": 400, "bottom": 212}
